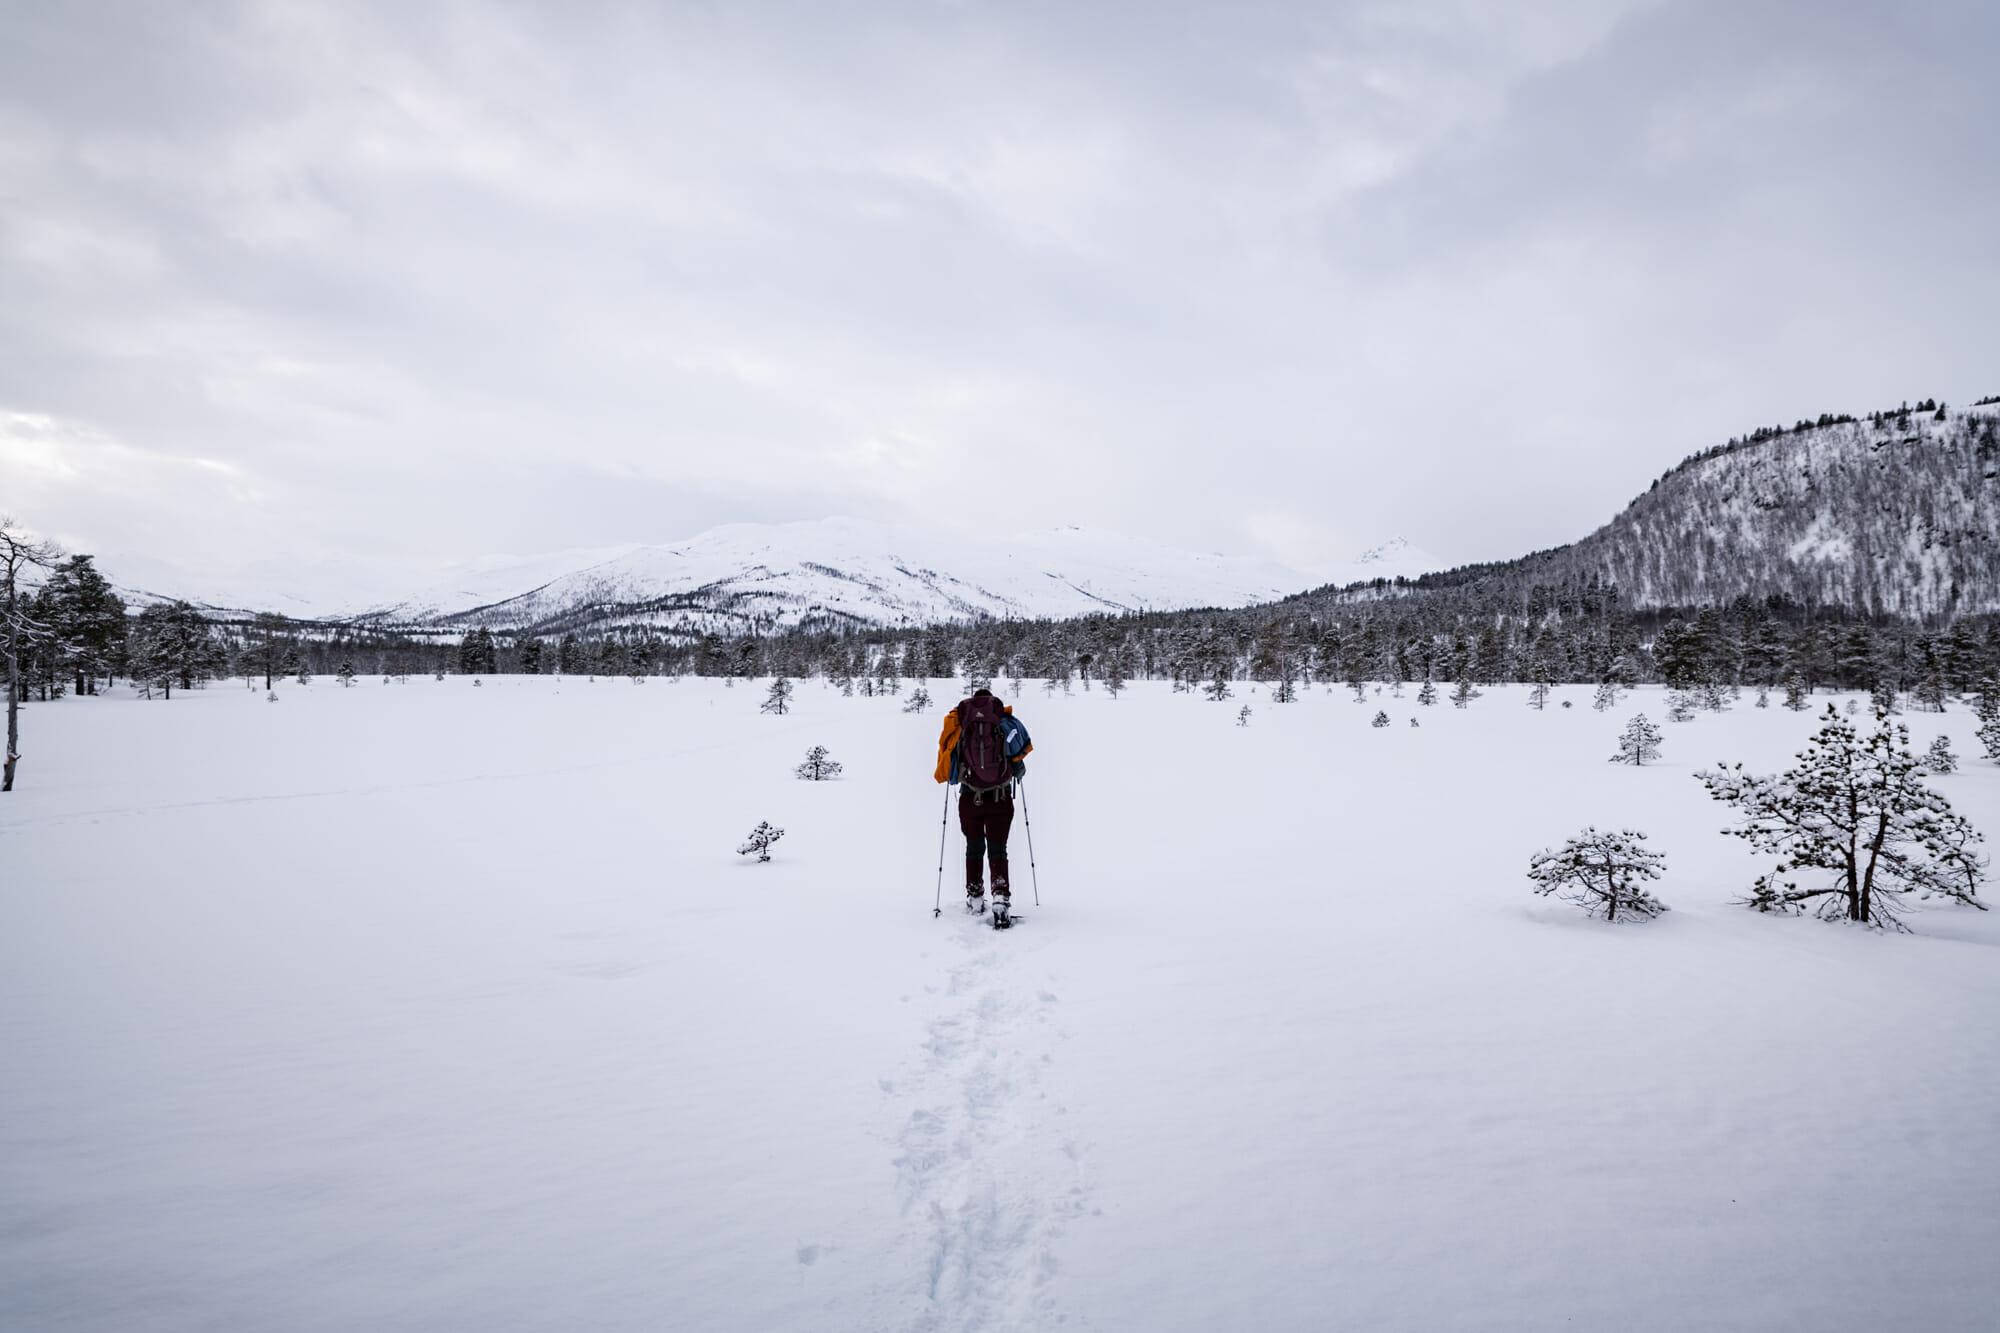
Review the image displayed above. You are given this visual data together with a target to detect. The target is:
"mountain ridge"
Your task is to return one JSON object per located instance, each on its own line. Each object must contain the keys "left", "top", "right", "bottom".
{"left": 1310, "top": 399, "right": 2000, "bottom": 619}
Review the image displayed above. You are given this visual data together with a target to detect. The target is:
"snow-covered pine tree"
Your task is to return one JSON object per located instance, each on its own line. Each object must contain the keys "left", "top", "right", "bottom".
{"left": 1591, "top": 681, "right": 1621, "bottom": 712}
{"left": 902, "top": 687, "right": 932, "bottom": 713}
{"left": 1417, "top": 678, "right": 1437, "bottom": 707}
{"left": 1783, "top": 672, "right": 1810, "bottom": 711}
{"left": 795, "top": 745, "right": 843, "bottom": 780}
{"left": 1204, "top": 671, "right": 1232, "bottom": 703}
{"left": 338, "top": 662, "right": 355, "bottom": 687}
{"left": 1975, "top": 679, "right": 2000, "bottom": 761}
{"left": 760, "top": 677, "right": 793, "bottom": 715}
{"left": 1527, "top": 827, "right": 1668, "bottom": 921}
{"left": 1371, "top": 710, "right": 1389, "bottom": 728}
{"left": 736, "top": 821, "right": 784, "bottom": 863}
{"left": 1236, "top": 704, "right": 1252, "bottom": 727}
{"left": 1666, "top": 690, "right": 1695, "bottom": 723}
{"left": 1922, "top": 735, "right": 1957, "bottom": 775}
{"left": 1697, "top": 705, "right": 1988, "bottom": 929}
{"left": 1610, "top": 713, "right": 1662, "bottom": 766}
{"left": 1527, "top": 657, "right": 1557, "bottom": 709}
{"left": 1449, "top": 676, "right": 1479, "bottom": 708}
{"left": 1104, "top": 653, "right": 1128, "bottom": 699}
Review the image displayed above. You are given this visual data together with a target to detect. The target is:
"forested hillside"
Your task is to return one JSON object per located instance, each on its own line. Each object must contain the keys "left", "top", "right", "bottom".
{"left": 1380, "top": 399, "right": 2000, "bottom": 618}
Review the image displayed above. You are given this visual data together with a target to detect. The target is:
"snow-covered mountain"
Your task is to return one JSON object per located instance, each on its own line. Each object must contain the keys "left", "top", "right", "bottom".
{"left": 102, "top": 520, "right": 1439, "bottom": 634}
{"left": 1392, "top": 400, "right": 2000, "bottom": 616}
{"left": 355, "top": 520, "right": 1394, "bottom": 635}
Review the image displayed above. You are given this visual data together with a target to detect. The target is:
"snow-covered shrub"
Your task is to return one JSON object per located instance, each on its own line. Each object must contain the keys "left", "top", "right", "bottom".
{"left": 902, "top": 687, "right": 932, "bottom": 713}
{"left": 795, "top": 746, "right": 844, "bottom": 780}
{"left": 737, "top": 821, "right": 784, "bottom": 863}
{"left": 1922, "top": 735, "right": 1957, "bottom": 775}
{"left": 1417, "top": 679, "right": 1437, "bottom": 707}
{"left": 1450, "top": 677, "right": 1480, "bottom": 709}
{"left": 1236, "top": 705, "right": 1252, "bottom": 727}
{"left": 1527, "top": 828, "right": 1668, "bottom": 922}
{"left": 1666, "top": 691, "right": 1695, "bottom": 723}
{"left": 1697, "top": 706, "right": 1987, "bottom": 930}
{"left": 1610, "top": 714, "right": 1662, "bottom": 766}
{"left": 1371, "top": 710, "right": 1389, "bottom": 728}
{"left": 1204, "top": 673, "right": 1232, "bottom": 703}
{"left": 1592, "top": 682, "right": 1621, "bottom": 712}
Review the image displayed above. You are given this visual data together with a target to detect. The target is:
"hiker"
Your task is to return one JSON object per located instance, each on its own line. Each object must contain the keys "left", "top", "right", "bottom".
{"left": 935, "top": 687, "right": 1033, "bottom": 917}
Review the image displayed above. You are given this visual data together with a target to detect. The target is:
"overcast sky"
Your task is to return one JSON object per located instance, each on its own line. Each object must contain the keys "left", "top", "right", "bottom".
{"left": 3, "top": 0, "right": 1996, "bottom": 587}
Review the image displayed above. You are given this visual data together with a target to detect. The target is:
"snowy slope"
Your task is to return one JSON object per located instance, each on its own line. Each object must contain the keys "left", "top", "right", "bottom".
{"left": 4, "top": 678, "right": 1997, "bottom": 1330}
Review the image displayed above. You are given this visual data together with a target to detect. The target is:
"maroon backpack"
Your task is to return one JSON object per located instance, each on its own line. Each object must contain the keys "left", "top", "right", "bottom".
{"left": 956, "top": 694, "right": 1013, "bottom": 791}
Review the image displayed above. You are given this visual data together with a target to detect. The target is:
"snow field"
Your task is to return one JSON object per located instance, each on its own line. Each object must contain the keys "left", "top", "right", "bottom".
{"left": 3, "top": 677, "right": 1998, "bottom": 1331}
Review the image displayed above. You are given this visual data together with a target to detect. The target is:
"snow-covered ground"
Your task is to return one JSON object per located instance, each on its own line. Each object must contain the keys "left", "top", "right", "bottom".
{"left": 4, "top": 678, "right": 1997, "bottom": 1331}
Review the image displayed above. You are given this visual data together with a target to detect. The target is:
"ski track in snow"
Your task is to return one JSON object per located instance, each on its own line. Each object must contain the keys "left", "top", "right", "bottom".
{"left": 886, "top": 914, "right": 1090, "bottom": 1331}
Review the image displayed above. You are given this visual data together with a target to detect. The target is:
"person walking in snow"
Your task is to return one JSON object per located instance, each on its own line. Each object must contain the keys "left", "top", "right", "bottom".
{"left": 935, "top": 687, "right": 1033, "bottom": 920}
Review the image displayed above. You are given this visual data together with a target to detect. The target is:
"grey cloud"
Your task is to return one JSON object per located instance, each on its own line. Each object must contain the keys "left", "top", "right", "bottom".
{"left": 2, "top": 0, "right": 1994, "bottom": 584}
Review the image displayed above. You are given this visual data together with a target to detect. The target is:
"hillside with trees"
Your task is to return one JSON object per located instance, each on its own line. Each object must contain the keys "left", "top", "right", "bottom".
{"left": 1360, "top": 399, "right": 2000, "bottom": 619}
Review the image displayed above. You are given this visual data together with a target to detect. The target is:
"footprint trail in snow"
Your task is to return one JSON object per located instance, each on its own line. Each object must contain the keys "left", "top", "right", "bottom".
{"left": 886, "top": 916, "right": 1091, "bottom": 1331}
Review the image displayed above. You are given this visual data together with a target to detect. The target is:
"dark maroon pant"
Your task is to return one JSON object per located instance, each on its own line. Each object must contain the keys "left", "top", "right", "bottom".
{"left": 959, "top": 790, "right": 1015, "bottom": 891}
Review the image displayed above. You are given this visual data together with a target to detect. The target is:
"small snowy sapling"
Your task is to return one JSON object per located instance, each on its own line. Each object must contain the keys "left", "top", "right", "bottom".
{"left": 1371, "top": 710, "right": 1389, "bottom": 728}
{"left": 736, "top": 821, "right": 784, "bottom": 863}
{"left": 1527, "top": 828, "right": 1669, "bottom": 922}
{"left": 1236, "top": 704, "right": 1252, "bottom": 727}
{"left": 1591, "top": 681, "right": 1621, "bottom": 712}
{"left": 1417, "top": 678, "right": 1437, "bottom": 707}
{"left": 337, "top": 662, "right": 355, "bottom": 687}
{"left": 1450, "top": 677, "right": 1480, "bottom": 709}
{"left": 1697, "top": 705, "right": 1987, "bottom": 929}
{"left": 1610, "top": 714, "right": 1663, "bottom": 767}
{"left": 902, "top": 687, "right": 932, "bottom": 713}
{"left": 1666, "top": 691, "right": 1695, "bottom": 723}
{"left": 1922, "top": 735, "right": 1957, "bottom": 775}
{"left": 795, "top": 745, "right": 844, "bottom": 780}
{"left": 760, "top": 677, "right": 794, "bottom": 715}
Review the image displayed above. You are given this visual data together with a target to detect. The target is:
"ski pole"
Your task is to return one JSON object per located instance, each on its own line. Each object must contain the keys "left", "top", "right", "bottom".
{"left": 1019, "top": 779, "right": 1041, "bottom": 907}
{"left": 933, "top": 784, "right": 950, "bottom": 917}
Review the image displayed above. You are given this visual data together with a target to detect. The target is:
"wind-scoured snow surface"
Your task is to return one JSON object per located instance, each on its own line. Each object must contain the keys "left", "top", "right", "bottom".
{"left": 4, "top": 680, "right": 1998, "bottom": 1330}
